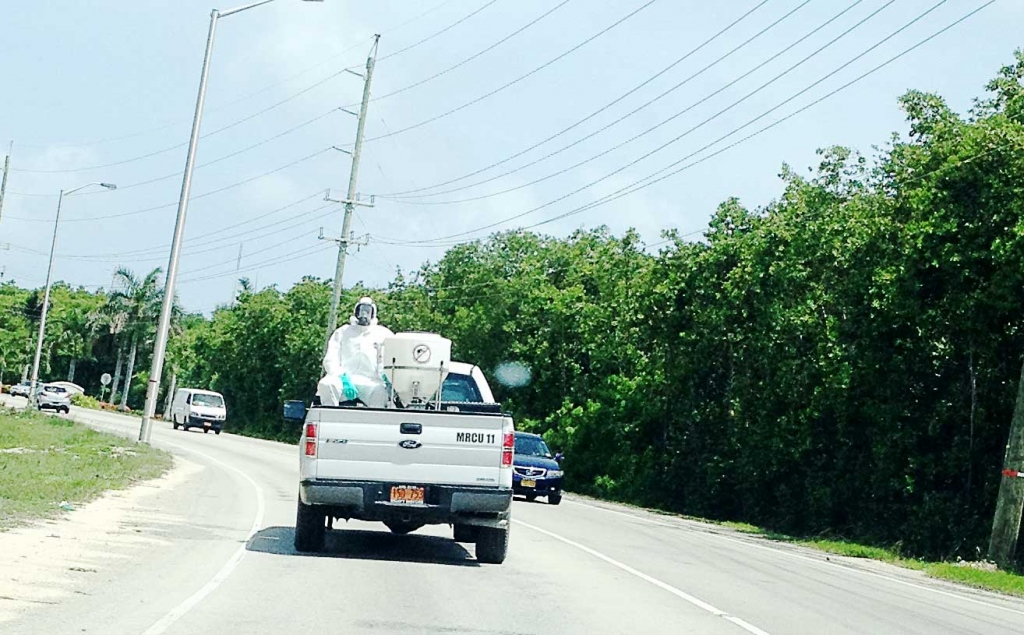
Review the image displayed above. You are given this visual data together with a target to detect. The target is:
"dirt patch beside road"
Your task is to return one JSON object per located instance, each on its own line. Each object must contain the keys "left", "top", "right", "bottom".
{"left": 0, "top": 456, "right": 200, "bottom": 624}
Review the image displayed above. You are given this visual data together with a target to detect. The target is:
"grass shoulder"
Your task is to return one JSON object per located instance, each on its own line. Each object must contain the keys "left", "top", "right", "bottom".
{"left": 720, "top": 521, "right": 1024, "bottom": 597}
{"left": 0, "top": 407, "right": 172, "bottom": 529}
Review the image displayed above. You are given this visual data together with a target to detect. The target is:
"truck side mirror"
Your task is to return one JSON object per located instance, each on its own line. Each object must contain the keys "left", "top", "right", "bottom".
{"left": 555, "top": 452, "right": 564, "bottom": 462}
{"left": 283, "top": 400, "right": 306, "bottom": 422}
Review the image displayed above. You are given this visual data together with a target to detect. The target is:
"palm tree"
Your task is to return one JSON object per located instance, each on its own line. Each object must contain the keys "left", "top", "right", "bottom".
{"left": 105, "top": 304, "right": 129, "bottom": 404}
{"left": 108, "top": 267, "right": 164, "bottom": 410}
{"left": 54, "top": 306, "right": 106, "bottom": 383}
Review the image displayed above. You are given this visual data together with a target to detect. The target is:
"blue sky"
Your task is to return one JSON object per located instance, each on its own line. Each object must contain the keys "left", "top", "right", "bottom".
{"left": 0, "top": 0, "right": 1019, "bottom": 313}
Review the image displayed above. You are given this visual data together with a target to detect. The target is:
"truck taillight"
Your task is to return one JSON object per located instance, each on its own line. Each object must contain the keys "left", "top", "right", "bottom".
{"left": 501, "top": 432, "right": 514, "bottom": 467}
{"left": 305, "top": 423, "right": 317, "bottom": 457}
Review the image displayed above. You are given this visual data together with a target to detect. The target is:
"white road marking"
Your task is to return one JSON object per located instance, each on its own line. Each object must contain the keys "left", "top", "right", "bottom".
{"left": 140, "top": 442, "right": 266, "bottom": 635}
{"left": 514, "top": 519, "right": 772, "bottom": 635}
{"left": 565, "top": 499, "right": 1024, "bottom": 617}
{"left": 57, "top": 406, "right": 272, "bottom": 632}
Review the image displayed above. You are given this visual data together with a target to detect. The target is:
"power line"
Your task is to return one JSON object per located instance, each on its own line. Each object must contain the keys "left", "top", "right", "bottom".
{"left": 376, "top": 0, "right": 981, "bottom": 248}
{"left": 366, "top": 236, "right": 679, "bottom": 307}
{"left": 369, "top": 0, "right": 573, "bottom": 104}
{"left": 377, "top": 0, "right": 771, "bottom": 198}
{"left": 377, "top": 0, "right": 905, "bottom": 244}
{"left": 372, "top": 134, "right": 1010, "bottom": 311}
{"left": 81, "top": 108, "right": 340, "bottom": 196}
{"left": 177, "top": 224, "right": 329, "bottom": 277}
{"left": 461, "top": 1, "right": 998, "bottom": 242}
{"left": 14, "top": 108, "right": 340, "bottom": 200}
{"left": 11, "top": 74, "right": 349, "bottom": 176}
{"left": 60, "top": 202, "right": 338, "bottom": 265}
{"left": 355, "top": 0, "right": 660, "bottom": 145}
{"left": 7, "top": 0, "right": 465, "bottom": 152}
{"left": 57, "top": 191, "right": 326, "bottom": 260}
{"left": 378, "top": 0, "right": 503, "bottom": 62}
{"left": 178, "top": 242, "right": 334, "bottom": 284}
{"left": 385, "top": 0, "right": 828, "bottom": 204}
{"left": 6, "top": 147, "right": 332, "bottom": 223}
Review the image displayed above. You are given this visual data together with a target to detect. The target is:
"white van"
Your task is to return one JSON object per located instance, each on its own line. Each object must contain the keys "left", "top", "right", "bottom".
{"left": 170, "top": 388, "right": 227, "bottom": 434}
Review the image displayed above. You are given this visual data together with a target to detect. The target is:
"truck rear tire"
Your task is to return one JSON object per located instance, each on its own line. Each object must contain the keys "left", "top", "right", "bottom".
{"left": 548, "top": 493, "right": 562, "bottom": 505}
{"left": 453, "top": 524, "right": 477, "bottom": 543}
{"left": 294, "top": 496, "right": 325, "bottom": 553}
{"left": 475, "top": 526, "right": 509, "bottom": 564}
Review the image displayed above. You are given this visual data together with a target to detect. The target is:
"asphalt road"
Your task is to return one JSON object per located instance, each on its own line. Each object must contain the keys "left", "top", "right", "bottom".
{"left": 4, "top": 400, "right": 1024, "bottom": 635}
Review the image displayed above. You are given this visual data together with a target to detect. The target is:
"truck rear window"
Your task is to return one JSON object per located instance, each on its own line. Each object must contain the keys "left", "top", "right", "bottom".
{"left": 440, "top": 374, "right": 482, "bottom": 403}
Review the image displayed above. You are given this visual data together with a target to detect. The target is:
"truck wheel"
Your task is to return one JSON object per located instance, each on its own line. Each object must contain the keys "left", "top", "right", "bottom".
{"left": 453, "top": 524, "right": 478, "bottom": 543}
{"left": 172, "top": 415, "right": 179, "bottom": 430}
{"left": 525, "top": 494, "right": 537, "bottom": 502}
{"left": 384, "top": 520, "right": 423, "bottom": 535}
{"left": 294, "top": 496, "right": 325, "bottom": 552}
{"left": 475, "top": 526, "right": 509, "bottom": 564}
{"left": 548, "top": 493, "right": 562, "bottom": 506}
{"left": 215, "top": 429, "right": 221, "bottom": 435}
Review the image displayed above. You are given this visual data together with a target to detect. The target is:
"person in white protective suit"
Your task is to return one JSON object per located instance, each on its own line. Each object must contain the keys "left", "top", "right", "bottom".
{"left": 316, "top": 297, "right": 394, "bottom": 408}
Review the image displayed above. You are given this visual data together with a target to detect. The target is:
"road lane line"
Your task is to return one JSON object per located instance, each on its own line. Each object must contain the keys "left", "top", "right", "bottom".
{"left": 514, "top": 519, "right": 772, "bottom": 635}
{"left": 565, "top": 499, "right": 1024, "bottom": 617}
{"left": 140, "top": 444, "right": 266, "bottom": 635}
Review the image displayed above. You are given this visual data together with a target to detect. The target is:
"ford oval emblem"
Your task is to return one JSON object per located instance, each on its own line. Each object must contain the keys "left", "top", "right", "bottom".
{"left": 399, "top": 440, "right": 422, "bottom": 449}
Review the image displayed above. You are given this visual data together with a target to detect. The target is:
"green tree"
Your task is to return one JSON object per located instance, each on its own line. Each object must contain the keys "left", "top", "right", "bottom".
{"left": 107, "top": 267, "right": 165, "bottom": 409}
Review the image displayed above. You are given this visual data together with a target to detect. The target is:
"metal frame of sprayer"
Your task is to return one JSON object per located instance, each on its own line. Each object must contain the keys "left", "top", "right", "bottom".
{"left": 386, "top": 358, "right": 446, "bottom": 411}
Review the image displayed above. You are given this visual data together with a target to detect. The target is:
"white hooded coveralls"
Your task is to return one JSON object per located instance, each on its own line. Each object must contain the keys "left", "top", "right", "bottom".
{"left": 316, "top": 314, "right": 394, "bottom": 408}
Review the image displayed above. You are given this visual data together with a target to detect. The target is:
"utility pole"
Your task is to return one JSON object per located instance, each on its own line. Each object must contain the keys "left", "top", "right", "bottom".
{"left": 325, "top": 35, "right": 379, "bottom": 344}
{"left": 231, "top": 243, "right": 243, "bottom": 306}
{"left": 0, "top": 142, "right": 12, "bottom": 235}
{"left": 989, "top": 357, "right": 1024, "bottom": 569}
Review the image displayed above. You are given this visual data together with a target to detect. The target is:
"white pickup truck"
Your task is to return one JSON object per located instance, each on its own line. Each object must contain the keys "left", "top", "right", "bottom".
{"left": 286, "top": 357, "right": 515, "bottom": 564}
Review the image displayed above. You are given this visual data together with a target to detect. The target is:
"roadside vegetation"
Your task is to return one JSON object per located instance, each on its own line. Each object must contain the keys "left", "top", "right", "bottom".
{"left": 2, "top": 52, "right": 1024, "bottom": 569}
{"left": 720, "top": 521, "right": 1024, "bottom": 598}
{"left": 0, "top": 408, "right": 172, "bottom": 529}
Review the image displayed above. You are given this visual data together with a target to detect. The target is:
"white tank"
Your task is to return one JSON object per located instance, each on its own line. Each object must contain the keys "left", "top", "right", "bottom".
{"left": 383, "top": 332, "right": 452, "bottom": 404}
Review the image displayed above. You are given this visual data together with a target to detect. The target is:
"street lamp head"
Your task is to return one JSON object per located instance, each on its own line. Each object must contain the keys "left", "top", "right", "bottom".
{"left": 99, "top": 183, "right": 117, "bottom": 190}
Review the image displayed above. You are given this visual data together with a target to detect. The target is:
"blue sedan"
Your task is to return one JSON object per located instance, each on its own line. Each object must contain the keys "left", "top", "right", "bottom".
{"left": 512, "top": 432, "right": 563, "bottom": 505}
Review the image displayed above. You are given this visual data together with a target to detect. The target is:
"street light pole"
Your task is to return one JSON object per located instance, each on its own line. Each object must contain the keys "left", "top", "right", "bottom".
{"left": 137, "top": 8, "right": 218, "bottom": 443}
{"left": 29, "top": 183, "right": 116, "bottom": 407}
{"left": 138, "top": 0, "right": 323, "bottom": 443}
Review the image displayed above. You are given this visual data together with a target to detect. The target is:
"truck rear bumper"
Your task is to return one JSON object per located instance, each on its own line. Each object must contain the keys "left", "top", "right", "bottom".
{"left": 300, "top": 479, "right": 512, "bottom": 526}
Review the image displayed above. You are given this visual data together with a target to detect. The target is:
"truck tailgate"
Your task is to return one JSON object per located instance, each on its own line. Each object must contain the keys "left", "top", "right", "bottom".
{"left": 307, "top": 408, "right": 509, "bottom": 487}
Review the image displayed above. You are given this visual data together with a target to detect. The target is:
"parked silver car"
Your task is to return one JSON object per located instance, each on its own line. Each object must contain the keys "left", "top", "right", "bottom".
{"left": 36, "top": 384, "right": 71, "bottom": 414}
{"left": 9, "top": 381, "right": 33, "bottom": 398}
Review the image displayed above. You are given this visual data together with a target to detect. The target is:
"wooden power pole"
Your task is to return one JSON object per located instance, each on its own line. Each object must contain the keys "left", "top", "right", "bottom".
{"left": 989, "top": 357, "right": 1024, "bottom": 569}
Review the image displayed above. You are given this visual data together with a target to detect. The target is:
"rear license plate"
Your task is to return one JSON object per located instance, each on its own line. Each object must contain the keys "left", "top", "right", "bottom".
{"left": 390, "top": 485, "right": 425, "bottom": 505}
{"left": 521, "top": 479, "right": 536, "bottom": 488}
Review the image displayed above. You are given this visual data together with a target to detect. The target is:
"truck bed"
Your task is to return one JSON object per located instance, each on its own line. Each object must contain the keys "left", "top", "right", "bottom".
{"left": 301, "top": 406, "right": 514, "bottom": 489}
